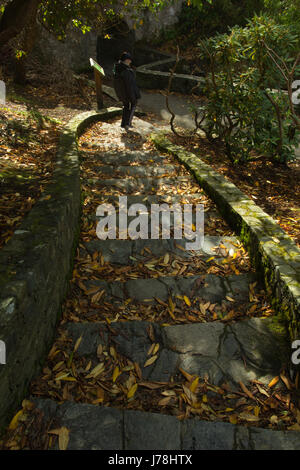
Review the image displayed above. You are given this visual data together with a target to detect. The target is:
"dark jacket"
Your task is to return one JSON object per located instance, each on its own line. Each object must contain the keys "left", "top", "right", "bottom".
{"left": 113, "top": 61, "right": 141, "bottom": 103}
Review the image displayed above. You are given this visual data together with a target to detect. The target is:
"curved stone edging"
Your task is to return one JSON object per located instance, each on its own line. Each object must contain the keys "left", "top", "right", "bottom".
{"left": 151, "top": 134, "right": 300, "bottom": 341}
{"left": 0, "top": 107, "right": 122, "bottom": 430}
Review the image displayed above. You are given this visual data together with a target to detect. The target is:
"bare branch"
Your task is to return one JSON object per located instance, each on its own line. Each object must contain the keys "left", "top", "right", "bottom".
{"left": 165, "top": 45, "right": 185, "bottom": 138}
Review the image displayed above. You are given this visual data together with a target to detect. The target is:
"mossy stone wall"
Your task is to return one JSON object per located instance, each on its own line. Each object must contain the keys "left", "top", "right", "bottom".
{"left": 0, "top": 108, "right": 122, "bottom": 431}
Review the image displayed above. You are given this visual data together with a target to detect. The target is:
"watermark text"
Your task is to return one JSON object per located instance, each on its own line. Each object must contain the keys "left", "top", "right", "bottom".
{"left": 96, "top": 197, "right": 204, "bottom": 250}
{"left": 0, "top": 340, "right": 6, "bottom": 365}
{"left": 0, "top": 80, "right": 5, "bottom": 104}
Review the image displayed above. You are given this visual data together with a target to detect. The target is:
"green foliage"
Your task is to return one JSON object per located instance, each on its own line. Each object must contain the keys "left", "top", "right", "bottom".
{"left": 197, "top": 15, "right": 299, "bottom": 164}
{"left": 264, "top": 0, "right": 300, "bottom": 26}
{"left": 39, "top": 0, "right": 104, "bottom": 38}
{"left": 163, "top": 0, "right": 264, "bottom": 42}
{"left": 38, "top": 0, "right": 181, "bottom": 38}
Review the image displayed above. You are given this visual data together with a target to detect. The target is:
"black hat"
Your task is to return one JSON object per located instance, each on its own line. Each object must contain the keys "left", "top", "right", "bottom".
{"left": 120, "top": 52, "right": 132, "bottom": 62}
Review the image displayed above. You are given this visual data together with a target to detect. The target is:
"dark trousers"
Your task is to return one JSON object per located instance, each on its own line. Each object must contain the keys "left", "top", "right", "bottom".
{"left": 121, "top": 101, "right": 136, "bottom": 127}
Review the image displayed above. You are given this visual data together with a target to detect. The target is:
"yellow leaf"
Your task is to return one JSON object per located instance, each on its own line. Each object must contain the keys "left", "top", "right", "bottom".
{"left": 110, "top": 346, "right": 117, "bottom": 360}
{"left": 92, "top": 397, "right": 105, "bottom": 404}
{"left": 268, "top": 376, "right": 279, "bottom": 388}
{"left": 113, "top": 366, "right": 120, "bottom": 382}
{"left": 202, "top": 394, "right": 208, "bottom": 403}
{"left": 163, "top": 253, "right": 170, "bottom": 265}
{"left": 59, "top": 427, "right": 69, "bottom": 450}
{"left": 182, "top": 385, "right": 197, "bottom": 405}
{"left": 168, "top": 296, "right": 176, "bottom": 320}
{"left": 254, "top": 406, "right": 260, "bottom": 417}
{"left": 144, "top": 355, "right": 158, "bottom": 367}
{"left": 55, "top": 372, "right": 70, "bottom": 381}
{"left": 238, "top": 412, "right": 260, "bottom": 422}
{"left": 229, "top": 415, "right": 238, "bottom": 424}
{"left": 147, "top": 343, "right": 155, "bottom": 356}
{"left": 127, "top": 383, "right": 138, "bottom": 399}
{"left": 190, "top": 377, "right": 199, "bottom": 393}
{"left": 161, "top": 390, "right": 176, "bottom": 397}
{"left": 86, "top": 285, "right": 101, "bottom": 295}
{"left": 97, "top": 344, "right": 103, "bottom": 357}
{"left": 184, "top": 295, "right": 191, "bottom": 307}
{"left": 158, "top": 396, "right": 172, "bottom": 406}
{"left": 288, "top": 423, "right": 300, "bottom": 431}
{"left": 73, "top": 335, "right": 82, "bottom": 352}
{"left": 91, "top": 289, "right": 105, "bottom": 304}
{"left": 48, "top": 427, "right": 69, "bottom": 450}
{"left": 22, "top": 400, "right": 34, "bottom": 411}
{"left": 86, "top": 362, "right": 105, "bottom": 379}
{"left": 97, "top": 387, "right": 105, "bottom": 400}
{"left": 168, "top": 296, "right": 175, "bottom": 312}
{"left": 9, "top": 409, "right": 23, "bottom": 430}
{"left": 53, "top": 361, "right": 65, "bottom": 371}
{"left": 179, "top": 367, "right": 194, "bottom": 382}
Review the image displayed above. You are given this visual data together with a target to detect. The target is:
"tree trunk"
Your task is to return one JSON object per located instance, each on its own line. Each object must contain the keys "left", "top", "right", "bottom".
{"left": 13, "top": 19, "right": 38, "bottom": 84}
{"left": 0, "top": 0, "right": 40, "bottom": 48}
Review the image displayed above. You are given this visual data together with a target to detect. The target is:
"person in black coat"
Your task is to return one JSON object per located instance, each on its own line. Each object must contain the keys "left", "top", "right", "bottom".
{"left": 113, "top": 52, "right": 141, "bottom": 130}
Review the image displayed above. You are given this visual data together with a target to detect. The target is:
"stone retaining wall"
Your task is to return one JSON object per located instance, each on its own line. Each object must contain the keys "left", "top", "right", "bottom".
{"left": 152, "top": 134, "right": 300, "bottom": 341}
{"left": 0, "top": 107, "right": 122, "bottom": 431}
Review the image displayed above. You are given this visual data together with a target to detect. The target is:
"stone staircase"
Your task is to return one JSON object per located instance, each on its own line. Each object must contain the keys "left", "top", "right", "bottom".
{"left": 10, "top": 125, "right": 299, "bottom": 450}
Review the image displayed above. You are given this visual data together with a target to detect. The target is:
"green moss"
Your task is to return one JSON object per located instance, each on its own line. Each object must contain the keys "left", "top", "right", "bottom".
{"left": 0, "top": 168, "right": 36, "bottom": 185}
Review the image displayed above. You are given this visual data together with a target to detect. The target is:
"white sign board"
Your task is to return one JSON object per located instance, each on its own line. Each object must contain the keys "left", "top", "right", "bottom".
{"left": 89, "top": 58, "right": 105, "bottom": 77}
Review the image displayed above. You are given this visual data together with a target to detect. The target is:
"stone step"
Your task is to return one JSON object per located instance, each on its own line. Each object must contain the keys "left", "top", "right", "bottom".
{"left": 29, "top": 397, "right": 300, "bottom": 450}
{"left": 83, "top": 193, "right": 229, "bottom": 229}
{"left": 90, "top": 176, "right": 198, "bottom": 195}
{"left": 83, "top": 236, "right": 240, "bottom": 265}
{"left": 81, "top": 150, "right": 166, "bottom": 166}
{"left": 85, "top": 192, "right": 214, "bottom": 219}
{"left": 89, "top": 164, "right": 181, "bottom": 178}
{"left": 86, "top": 193, "right": 208, "bottom": 205}
{"left": 64, "top": 316, "right": 285, "bottom": 389}
{"left": 82, "top": 273, "right": 254, "bottom": 305}
{"left": 83, "top": 193, "right": 229, "bottom": 234}
{"left": 92, "top": 218, "right": 226, "bottom": 238}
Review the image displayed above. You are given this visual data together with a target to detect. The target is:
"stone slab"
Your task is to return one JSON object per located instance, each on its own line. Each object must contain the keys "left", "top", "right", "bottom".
{"left": 124, "top": 409, "right": 181, "bottom": 450}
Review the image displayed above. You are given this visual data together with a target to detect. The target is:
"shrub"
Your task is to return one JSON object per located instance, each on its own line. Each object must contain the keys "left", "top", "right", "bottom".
{"left": 196, "top": 16, "right": 299, "bottom": 164}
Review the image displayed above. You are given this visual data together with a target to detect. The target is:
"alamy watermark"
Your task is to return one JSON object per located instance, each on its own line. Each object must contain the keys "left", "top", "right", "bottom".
{"left": 0, "top": 80, "right": 5, "bottom": 105}
{"left": 96, "top": 197, "right": 204, "bottom": 250}
{"left": 291, "top": 340, "right": 300, "bottom": 365}
{"left": 292, "top": 80, "right": 300, "bottom": 105}
{"left": 0, "top": 340, "right": 6, "bottom": 365}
